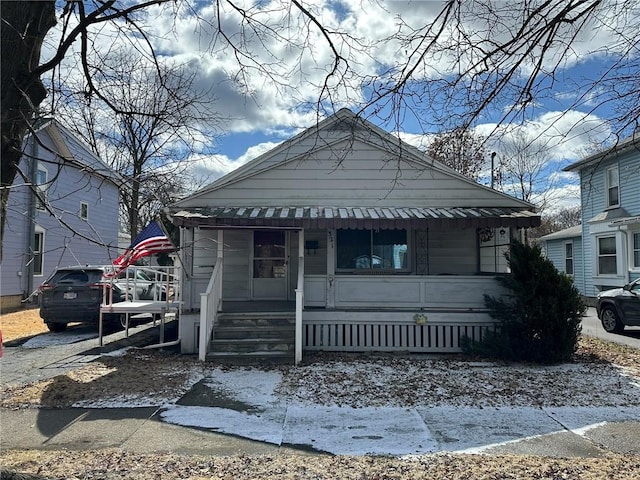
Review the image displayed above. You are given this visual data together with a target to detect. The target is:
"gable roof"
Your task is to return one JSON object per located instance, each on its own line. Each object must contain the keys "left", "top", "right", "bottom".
{"left": 170, "top": 109, "right": 539, "bottom": 229}
{"left": 30, "top": 118, "right": 121, "bottom": 185}
{"left": 564, "top": 133, "right": 639, "bottom": 172}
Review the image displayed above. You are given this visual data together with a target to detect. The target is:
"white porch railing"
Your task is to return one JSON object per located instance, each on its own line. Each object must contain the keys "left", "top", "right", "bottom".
{"left": 295, "top": 257, "right": 304, "bottom": 364}
{"left": 199, "top": 260, "right": 222, "bottom": 361}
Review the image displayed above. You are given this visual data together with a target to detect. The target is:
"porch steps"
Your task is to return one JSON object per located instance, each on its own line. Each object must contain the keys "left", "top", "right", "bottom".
{"left": 206, "top": 312, "right": 295, "bottom": 365}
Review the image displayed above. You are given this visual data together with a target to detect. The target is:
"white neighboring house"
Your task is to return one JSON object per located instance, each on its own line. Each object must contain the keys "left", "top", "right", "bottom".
{"left": 1, "top": 119, "right": 120, "bottom": 311}
{"left": 167, "top": 109, "right": 540, "bottom": 362}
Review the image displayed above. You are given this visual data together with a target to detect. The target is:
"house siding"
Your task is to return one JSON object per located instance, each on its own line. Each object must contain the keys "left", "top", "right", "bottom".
{"left": 1, "top": 122, "right": 119, "bottom": 305}
{"left": 178, "top": 138, "right": 533, "bottom": 210}
{"left": 576, "top": 142, "right": 640, "bottom": 297}
{"left": 544, "top": 236, "right": 584, "bottom": 295}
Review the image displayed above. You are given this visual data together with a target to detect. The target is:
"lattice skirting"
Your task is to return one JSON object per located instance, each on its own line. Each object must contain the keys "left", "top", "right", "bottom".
{"left": 303, "top": 321, "right": 496, "bottom": 353}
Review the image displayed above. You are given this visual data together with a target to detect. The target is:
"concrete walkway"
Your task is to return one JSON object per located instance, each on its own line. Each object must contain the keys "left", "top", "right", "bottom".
{"left": 1, "top": 317, "right": 639, "bottom": 458}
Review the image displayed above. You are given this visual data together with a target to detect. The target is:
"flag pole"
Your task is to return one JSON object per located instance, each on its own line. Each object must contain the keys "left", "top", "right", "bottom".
{"left": 156, "top": 217, "right": 190, "bottom": 280}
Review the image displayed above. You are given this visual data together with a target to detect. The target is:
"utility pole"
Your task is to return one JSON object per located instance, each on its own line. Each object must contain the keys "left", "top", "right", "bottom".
{"left": 490, "top": 151, "right": 497, "bottom": 189}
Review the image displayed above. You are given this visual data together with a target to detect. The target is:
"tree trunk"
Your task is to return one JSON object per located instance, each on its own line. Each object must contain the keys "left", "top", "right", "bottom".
{"left": 1, "top": 1, "right": 56, "bottom": 258}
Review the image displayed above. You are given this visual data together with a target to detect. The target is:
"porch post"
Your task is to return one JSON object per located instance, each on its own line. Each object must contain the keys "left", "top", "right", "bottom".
{"left": 326, "top": 229, "right": 336, "bottom": 308}
{"left": 217, "top": 229, "right": 224, "bottom": 303}
{"left": 295, "top": 228, "right": 304, "bottom": 364}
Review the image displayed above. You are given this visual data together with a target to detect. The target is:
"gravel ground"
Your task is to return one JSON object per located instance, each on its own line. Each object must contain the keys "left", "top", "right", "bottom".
{"left": 1, "top": 309, "right": 640, "bottom": 479}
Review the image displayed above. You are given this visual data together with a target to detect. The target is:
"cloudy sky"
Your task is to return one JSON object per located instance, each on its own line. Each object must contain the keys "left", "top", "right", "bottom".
{"left": 42, "top": 0, "right": 638, "bottom": 213}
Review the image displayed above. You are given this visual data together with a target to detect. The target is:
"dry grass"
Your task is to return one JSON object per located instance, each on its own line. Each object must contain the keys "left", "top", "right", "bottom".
{"left": 2, "top": 309, "right": 640, "bottom": 479}
{"left": 0, "top": 308, "right": 48, "bottom": 342}
{"left": 1, "top": 449, "right": 639, "bottom": 480}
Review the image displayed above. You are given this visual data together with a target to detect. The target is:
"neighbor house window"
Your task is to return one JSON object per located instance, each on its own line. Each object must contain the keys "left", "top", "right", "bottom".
{"left": 633, "top": 232, "right": 640, "bottom": 269}
{"left": 80, "top": 202, "right": 89, "bottom": 220}
{"left": 564, "top": 241, "right": 574, "bottom": 275}
{"left": 606, "top": 165, "right": 619, "bottom": 208}
{"left": 336, "top": 229, "right": 408, "bottom": 271}
{"left": 35, "top": 167, "right": 47, "bottom": 210}
{"left": 597, "top": 236, "right": 617, "bottom": 275}
{"left": 33, "top": 232, "right": 44, "bottom": 276}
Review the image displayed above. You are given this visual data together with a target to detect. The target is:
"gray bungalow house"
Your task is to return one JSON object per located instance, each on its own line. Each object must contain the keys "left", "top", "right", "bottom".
{"left": 168, "top": 109, "right": 540, "bottom": 362}
{"left": 1, "top": 119, "right": 120, "bottom": 310}
{"left": 541, "top": 134, "right": 640, "bottom": 299}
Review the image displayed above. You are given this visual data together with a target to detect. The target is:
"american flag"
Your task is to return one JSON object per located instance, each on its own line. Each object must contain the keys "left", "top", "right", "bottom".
{"left": 110, "top": 221, "right": 174, "bottom": 274}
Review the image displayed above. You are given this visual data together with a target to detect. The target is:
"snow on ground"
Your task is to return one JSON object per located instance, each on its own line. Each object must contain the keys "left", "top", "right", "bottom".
{"left": 46, "top": 352, "right": 640, "bottom": 456}
{"left": 155, "top": 358, "right": 640, "bottom": 456}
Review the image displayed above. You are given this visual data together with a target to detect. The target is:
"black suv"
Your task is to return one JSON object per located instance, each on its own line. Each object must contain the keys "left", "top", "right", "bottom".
{"left": 596, "top": 278, "right": 640, "bottom": 333}
{"left": 39, "top": 266, "right": 127, "bottom": 332}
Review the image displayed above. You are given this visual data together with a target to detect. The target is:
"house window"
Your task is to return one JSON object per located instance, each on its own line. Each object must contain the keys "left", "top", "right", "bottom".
{"left": 33, "top": 232, "right": 44, "bottom": 276}
{"left": 606, "top": 165, "right": 619, "bottom": 208}
{"left": 35, "top": 167, "right": 47, "bottom": 210}
{"left": 633, "top": 232, "right": 640, "bottom": 269}
{"left": 80, "top": 202, "right": 89, "bottom": 220}
{"left": 336, "top": 229, "right": 408, "bottom": 271}
{"left": 564, "top": 241, "right": 573, "bottom": 275}
{"left": 597, "top": 236, "right": 617, "bottom": 275}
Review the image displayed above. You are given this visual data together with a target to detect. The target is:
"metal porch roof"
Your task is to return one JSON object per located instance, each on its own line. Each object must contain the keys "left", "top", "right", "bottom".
{"left": 170, "top": 206, "right": 540, "bottom": 229}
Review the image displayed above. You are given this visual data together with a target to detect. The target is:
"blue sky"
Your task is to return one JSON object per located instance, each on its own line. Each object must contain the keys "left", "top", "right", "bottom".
{"left": 44, "top": 0, "right": 636, "bottom": 214}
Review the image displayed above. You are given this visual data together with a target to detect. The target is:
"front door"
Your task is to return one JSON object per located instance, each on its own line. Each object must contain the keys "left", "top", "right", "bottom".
{"left": 252, "top": 230, "right": 287, "bottom": 299}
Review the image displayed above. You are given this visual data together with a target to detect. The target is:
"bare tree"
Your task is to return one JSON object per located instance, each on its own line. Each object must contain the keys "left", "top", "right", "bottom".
{"left": 531, "top": 206, "right": 582, "bottom": 239}
{"left": 369, "top": 0, "right": 640, "bottom": 140}
{"left": 427, "top": 128, "right": 486, "bottom": 181}
{"left": 56, "top": 48, "right": 216, "bottom": 238}
{"left": 3, "top": 0, "right": 640, "bottom": 253}
{"left": 495, "top": 130, "right": 555, "bottom": 208}
{"left": 555, "top": 206, "right": 582, "bottom": 229}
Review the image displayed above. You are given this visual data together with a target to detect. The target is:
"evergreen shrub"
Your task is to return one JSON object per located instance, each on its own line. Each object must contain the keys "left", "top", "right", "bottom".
{"left": 462, "top": 240, "right": 585, "bottom": 363}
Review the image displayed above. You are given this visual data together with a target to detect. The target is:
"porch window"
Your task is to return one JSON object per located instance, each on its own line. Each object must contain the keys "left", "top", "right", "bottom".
{"left": 564, "top": 241, "right": 573, "bottom": 275}
{"left": 606, "top": 165, "right": 619, "bottom": 208}
{"left": 633, "top": 232, "right": 640, "bottom": 269}
{"left": 336, "top": 229, "right": 407, "bottom": 271}
{"left": 597, "top": 236, "right": 617, "bottom": 275}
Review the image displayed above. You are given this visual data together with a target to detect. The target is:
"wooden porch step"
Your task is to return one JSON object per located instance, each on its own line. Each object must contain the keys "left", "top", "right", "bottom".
{"left": 208, "top": 311, "right": 295, "bottom": 364}
{"left": 205, "top": 350, "right": 295, "bottom": 365}
{"left": 214, "top": 325, "right": 295, "bottom": 340}
{"left": 211, "top": 337, "right": 294, "bottom": 353}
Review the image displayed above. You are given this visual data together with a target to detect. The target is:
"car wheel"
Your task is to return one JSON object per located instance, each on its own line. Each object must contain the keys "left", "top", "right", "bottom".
{"left": 600, "top": 305, "right": 624, "bottom": 333}
{"left": 46, "top": 322, "right": 67, "bottom": 333}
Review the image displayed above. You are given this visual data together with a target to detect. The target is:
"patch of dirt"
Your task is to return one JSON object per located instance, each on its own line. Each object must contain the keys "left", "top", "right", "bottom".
{"left": 0, "top": 308, "right": 48, "bottom": 342}
{"left": 1, "top": 449, "right": 639, "bottom": 480}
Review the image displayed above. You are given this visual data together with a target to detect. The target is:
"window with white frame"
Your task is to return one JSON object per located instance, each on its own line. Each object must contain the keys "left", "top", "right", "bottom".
{"left": 33, "top": 231, "right": 44, "bottom": 276}
{"left": 336, "top": 229, "right": 408, "bottom": 271}
{"left": 597, "top": 236, "right": 617, "bottom": 275}
{"left": 35, "top": 167, "right": 47, "bottom": 210}
{"left": 633, "top": 232, "right": 640, "bottom": 269}
{"left": 80, "top": 202, "right": 89, "bottom": 220}
{"left": 606, "top": 165, "right": 619, "bottom": 208}
{"left": 564, "top": 241, "right": 573, "bottom": 275}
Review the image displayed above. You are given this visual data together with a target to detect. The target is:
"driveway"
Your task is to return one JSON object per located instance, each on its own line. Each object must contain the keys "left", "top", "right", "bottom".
{"left": 581, "top": 306, "right": 640, "bottom": 349}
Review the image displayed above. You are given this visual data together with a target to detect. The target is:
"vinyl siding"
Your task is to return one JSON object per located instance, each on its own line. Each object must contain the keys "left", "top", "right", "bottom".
{"left": 1, "top": 123, "right": 119, "bottom": 300}
{"left": 427, "top": 227, "right": 477, "bottom": 274}
{"left": 178, "top": 138, "right": 532, "bottom": 210}
{"left": 579, "top": 145, "right": 640, "bottom": 296}
{"left": 545, "top": 237, "right": 584, "bottom": 295}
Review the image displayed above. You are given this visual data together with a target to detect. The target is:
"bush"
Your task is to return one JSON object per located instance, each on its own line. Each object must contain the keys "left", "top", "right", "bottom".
{"left": 462, "top": 240, "right": 585, "bottom": 363}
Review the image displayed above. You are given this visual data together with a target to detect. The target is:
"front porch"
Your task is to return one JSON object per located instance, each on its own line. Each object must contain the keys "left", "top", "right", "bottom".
{"left": 183, "top": 270, "right": 503, "bottom": 362}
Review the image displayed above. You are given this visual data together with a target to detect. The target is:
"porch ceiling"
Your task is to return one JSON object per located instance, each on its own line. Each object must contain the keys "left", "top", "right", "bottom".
{"left": 170, "top": 206, "right": 541, "bottom": 229}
